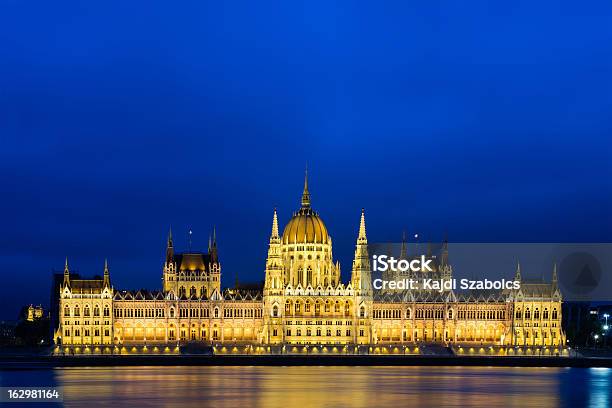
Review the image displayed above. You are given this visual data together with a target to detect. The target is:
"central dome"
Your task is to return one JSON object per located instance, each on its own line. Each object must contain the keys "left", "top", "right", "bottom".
{"left": 281, "top": 171, "right": 330, "bottom": 245}
{"left": 282, "top": 207, "right": 330, "bottom": 244}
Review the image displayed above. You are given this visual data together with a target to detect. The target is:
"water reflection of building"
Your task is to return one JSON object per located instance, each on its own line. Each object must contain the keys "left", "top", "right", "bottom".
{"left": 53, "top": 174, "right": 565, "bottom": 355}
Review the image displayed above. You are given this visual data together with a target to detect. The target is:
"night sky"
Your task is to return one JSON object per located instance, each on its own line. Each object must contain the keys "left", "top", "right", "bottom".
{"left": 1, "top": 1, "right": 611, "bottom": 320}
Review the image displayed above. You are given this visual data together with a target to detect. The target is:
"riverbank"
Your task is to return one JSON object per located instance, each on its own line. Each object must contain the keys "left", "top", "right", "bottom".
{"left": 2, "top": 354, "right": 612, "bottom": 369}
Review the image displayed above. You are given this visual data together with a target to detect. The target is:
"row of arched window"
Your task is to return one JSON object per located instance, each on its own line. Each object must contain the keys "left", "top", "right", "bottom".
{"left": 178, "top": 286, "right": 208, "bottom": 298}
{"left": 64, "top": 305, "right": 109, "bottom": 318}
{"left": 284, "top": 300, "right": 352, "bottom": 315}
{"left": 515, "top": 308, "right": 558, "bottom": 320}
{"left": 372, "top": 308, "right": 509, "bottom": 320}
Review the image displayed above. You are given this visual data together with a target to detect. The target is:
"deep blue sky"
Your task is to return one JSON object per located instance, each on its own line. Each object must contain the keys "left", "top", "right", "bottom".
{"left": 1, "top": 1, "right": 611, "bottom": 319}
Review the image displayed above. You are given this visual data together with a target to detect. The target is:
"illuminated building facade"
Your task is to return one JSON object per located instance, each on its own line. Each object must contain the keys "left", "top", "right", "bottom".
{"left": 54, "top": 175, "right": 565, "bottom": 354}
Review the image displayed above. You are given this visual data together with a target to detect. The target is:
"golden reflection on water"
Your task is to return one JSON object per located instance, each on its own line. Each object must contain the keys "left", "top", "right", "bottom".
{"left": 50, "top": 366, "right": 607, "bottom": 408}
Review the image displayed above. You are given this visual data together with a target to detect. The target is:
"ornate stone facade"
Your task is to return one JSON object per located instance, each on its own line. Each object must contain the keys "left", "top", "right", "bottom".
{"left": 54, "top": 175, "right": 565, "bottom": 355}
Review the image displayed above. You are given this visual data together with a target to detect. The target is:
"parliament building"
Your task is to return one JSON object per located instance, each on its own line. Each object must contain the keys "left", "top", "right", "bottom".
{"left": 53, "top": 175, "right": 566, "bottom": 355}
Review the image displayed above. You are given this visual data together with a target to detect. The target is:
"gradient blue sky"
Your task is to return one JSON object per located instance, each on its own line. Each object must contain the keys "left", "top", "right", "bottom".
{"left": 1, "top": 1, "right": 611, "bottom": 319}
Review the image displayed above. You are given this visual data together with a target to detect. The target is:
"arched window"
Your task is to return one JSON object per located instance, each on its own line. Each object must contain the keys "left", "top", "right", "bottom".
{"left": 516, "top": 308, "right": 522, "bottom": 319}
{"left": 74, "top": 306, "right": 80, "bottom": 317}
{"left": 325, "top": 301, "right": 330, "bottom": 313}
{"left": 306, "top": 266, "right": 312, "bottom": 283}
{"left": 359, "top": 306, "right": 365, "bottom": 318}
{"left": 305, "top": 301, "right": 311, "bottom": 313}
{"left": 103, "top": 306, "right": 110, "bottom": 317}
{"left": 84, "top": 305, "right": 90, "bottom": 317}
{"left": 94, "top": 305, "right": 100, "bottom": 317}
{"left": 552, "top": 308, "right": 558, "bottom": 320}
{"left": 334, "top": 302, "right": 340, "bottom": 313}
{"left": 534, "top": 309, "right": 540, "bottom": 319}
{"left": 200, "top": 287, "right": 207, "bottom": 298}
{"left": 190, "top": 286, "right": 196, "bottom": 297}
{"left": 179, "top": 287, "right": 186, "bottom": 298}
{"left": 214, "top": 307, "right": 219, "bottom": 318}
{"left": 285, "top": 301, "right": 291, "bottom": 314}
{"left": 297, "top": 267, "right": 304, "bottom": 285}
{"left": 169, "top": 307, "right": 175, "bottom": 318}
{"left": 543, "top": 308, "right": 549, "bottom": 319}
{"left": 406, "top": 308, "right": 411, "bottom": 319}
{"left": 272, "top": 305, "right": 278, "bottom": 317}
{"left": 525, "top": 308, "right": 531, "bottom": 319}
{"left": 64, "top": 306, "right": 70, "bottom": 317}
{"left": 448, "top": 309, "right": 453, "bottom": 319}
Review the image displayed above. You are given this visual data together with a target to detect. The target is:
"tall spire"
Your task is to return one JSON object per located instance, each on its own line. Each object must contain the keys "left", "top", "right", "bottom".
{"left": 271, "top": 208, "right": 279, "bottom": 238}
{"left": 63, "top": 257, "right": 70, "bottom": 287}
{"left": 301, "top": 167, "right": 311, "bottom": 208}
{"left": 552, "top": 262, "right": 558, "bottom": 284}
{"left": 103, "top": 258, "right": 111, "bottom": 288}
{"left": 210, "top": 226, "right": 218, "bottom": 263}
{"left": 441, "top": 235, "right": 449, "bottom": 266}
{"left": 515, "top": 260, "right": 521, "bottom": 282}
{"left": 358, "top": 208, "right": 367, "bottom": 244}
{"left": 352, "top": 208, "right": 372, "bottom": 296}
{"left": 166, "top": 227, "right": 174, "bottom": 263}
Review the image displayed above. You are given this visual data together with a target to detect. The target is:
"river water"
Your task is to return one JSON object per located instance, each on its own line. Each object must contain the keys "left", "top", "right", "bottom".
{"left": 1, "top": 366, "right": 610, "bottom": 407}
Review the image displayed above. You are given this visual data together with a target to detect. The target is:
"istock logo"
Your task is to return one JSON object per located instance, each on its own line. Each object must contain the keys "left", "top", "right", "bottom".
{"left": 372, "top": 255, "right": 433, "bottom": 272}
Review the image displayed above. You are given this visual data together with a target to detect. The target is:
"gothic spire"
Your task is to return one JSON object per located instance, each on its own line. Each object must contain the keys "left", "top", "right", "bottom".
{"left": 63, "top": 257, "right": 70, "bottom": 287}
{"left": 301, "top": 167, "right": 311, "bottom": 208}
{"left": 210, "top": 227, "right": 218, "bottom": 263}
{"left": 271, "top": 208, "right": 279, "bottom": 238}
{"left": 515, "top": 260, "right": 521, "bottom": 282}
{"left": 400, "top": 231, "right": 407, "bottom": 259}
{"left": 103, "top": 258, "right": 111, "bottom": 288}
{"left": 166, "top": 227, "right": 174, "bottom": 263}
{"left": 552, "top": 262, "right": 558, "bottom": 284}
{"left": 358, "top": 208, "right": 367, "bottom": 244}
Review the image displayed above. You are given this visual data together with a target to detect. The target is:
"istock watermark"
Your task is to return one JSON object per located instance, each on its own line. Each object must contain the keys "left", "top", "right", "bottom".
{"left": 372, "top": 255, "right": 433, "bottom": 272}
{"left": 367, "top": 242, "right": 612, "bottom": 301}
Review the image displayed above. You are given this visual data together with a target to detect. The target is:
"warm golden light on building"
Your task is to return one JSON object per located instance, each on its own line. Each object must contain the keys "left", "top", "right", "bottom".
{"left": 54, "top": 173, "right": 565, "bottom": 355}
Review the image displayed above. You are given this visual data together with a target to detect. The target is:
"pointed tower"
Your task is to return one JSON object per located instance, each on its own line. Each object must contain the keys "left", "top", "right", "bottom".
{"left": 351, "top": 209, "right": 372, "bottom": 295}
{"left": 103, "top": 258, "right": 111, "bottom": 288}
{"left": 400, "top": 231, "right": 407, "bottom": 259}
{"left": 210, "top": 226, "right": 218, "bottom": 263}
{"left": 552, "top": 262, "right": 558, "bottom": 290}
{"left": 301, "top": 168, "right": 311, "bottom": 208}
{"left": 440, "top": 237, "right": 452, "bottom": 280}
{"left": 263, "top": 208, "right": 285, "bottom": 345}
{"left": 166, "top": 227, "right": 174, "bottom": 263}
{"left": 264, "top": 208, "right": 283, "bottom": 295}
{"left": 162, "top": 228, "right": 177, "bottom": 293}
{"left": 351, "top": 209, "right": 373, "bottom": 344}
{"left": 63, "top": 257, "right": 70, "bottom": 288}
{"left": 515, "top": 261, "right": 522, "bottom": 282}
{"left": 208, "top": 226, "right": 221, "bottom": 293}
